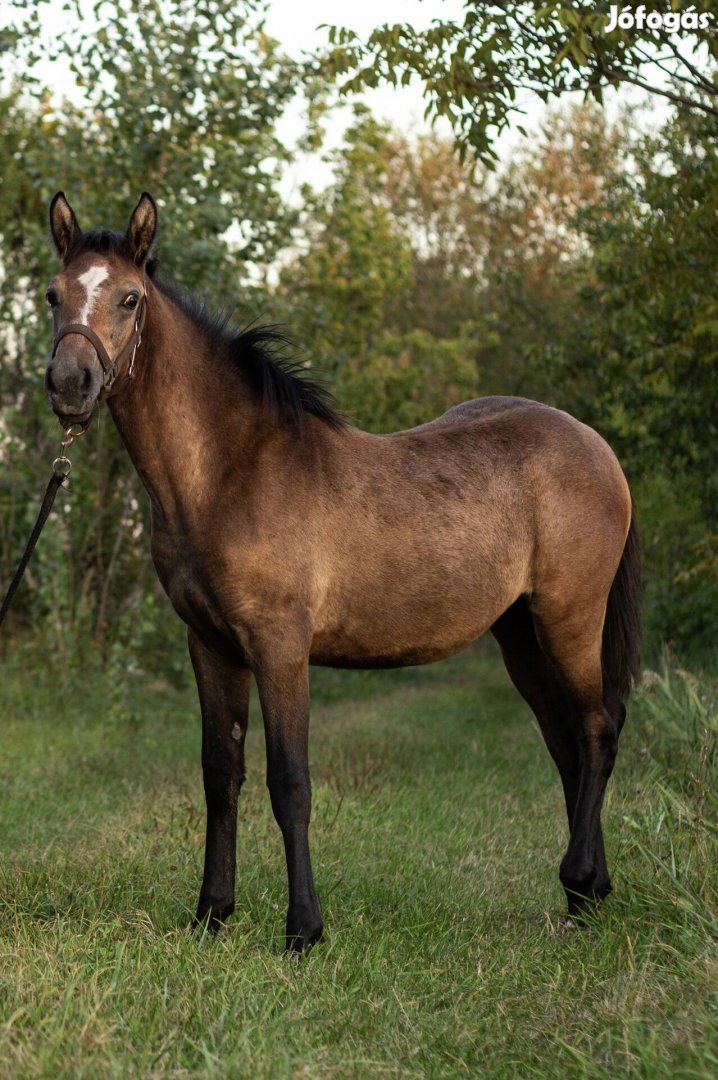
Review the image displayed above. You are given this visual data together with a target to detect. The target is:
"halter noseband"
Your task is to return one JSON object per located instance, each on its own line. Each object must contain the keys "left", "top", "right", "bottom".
{"left": 51, "top": 283, "right": 148, "bottom": 395}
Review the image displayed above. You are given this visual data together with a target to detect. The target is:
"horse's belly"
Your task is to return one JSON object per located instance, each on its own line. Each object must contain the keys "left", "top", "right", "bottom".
{"left": 308, "top": 635, "right": 482, "bottom": 669}
{"left": 308, "top": 579, "right": 512, "bottom": 669}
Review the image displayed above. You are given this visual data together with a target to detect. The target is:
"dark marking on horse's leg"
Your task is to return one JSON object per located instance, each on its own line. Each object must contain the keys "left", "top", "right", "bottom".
{"left": 558, "top": 703, "right": 618, "bottom": 915}
{"left": 557, "top": 683, "right": 627, "bottom": 914}
{"left": 492, "top": 603, "right": 581, "bottom": 891}
{"left": 492, "top": 600, "right": 614, "bottom": 912}
{"left": 493, "top": 601, "right": 579, "bottom": 815}
{"left": 533, "top": 609, "right": 620, "bottom": 917}
{"left": 255, "top": 652, "right": 323, "bottom": 954}
{"left": 582, "top": 684, "right": 627, "bottom": 906}
{"left": 188, "top": 630, "right": 251, "bottom": 932}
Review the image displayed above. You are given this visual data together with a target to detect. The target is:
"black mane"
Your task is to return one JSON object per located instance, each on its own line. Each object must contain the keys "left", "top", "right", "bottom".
{"left": 157, "top": 280, "right": 345, "bottom": 431}
{"left": 67, "top": 229, "right": 345, "bottom": 431}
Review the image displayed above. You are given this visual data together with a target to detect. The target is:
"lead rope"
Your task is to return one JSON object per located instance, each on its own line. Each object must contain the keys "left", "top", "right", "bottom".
{"left": 0, "top": 424, "right": 85, "bottom": 631}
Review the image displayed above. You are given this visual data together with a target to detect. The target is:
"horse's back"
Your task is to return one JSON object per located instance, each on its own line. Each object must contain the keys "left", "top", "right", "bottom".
{"left": 405, "top": 395, "right": 546, "bottom": 431}
{"left": 389, "top": 395, "right": 559, "bottom": 437}
{"left": 392, "top": 395, "right": 629, "bottom": 504}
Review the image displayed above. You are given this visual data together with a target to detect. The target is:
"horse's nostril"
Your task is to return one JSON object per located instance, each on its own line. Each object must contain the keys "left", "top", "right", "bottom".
{"left": 45, "top": 360, "right": 94, "bottom": 403}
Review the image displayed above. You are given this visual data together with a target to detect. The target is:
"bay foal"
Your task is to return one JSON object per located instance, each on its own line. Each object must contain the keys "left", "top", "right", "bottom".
{"left": 44, "top": 193, "right": 640, "bottom": 951}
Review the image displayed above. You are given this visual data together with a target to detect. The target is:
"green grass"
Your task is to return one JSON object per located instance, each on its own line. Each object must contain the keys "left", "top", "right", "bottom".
{"left": 0, "top": 641, "right": 716, "bottom": 1078}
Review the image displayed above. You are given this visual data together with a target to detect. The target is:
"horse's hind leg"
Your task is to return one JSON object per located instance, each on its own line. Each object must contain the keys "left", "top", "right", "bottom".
{"left": 491, "top": 600, "right": 611, "bottom": 904}
{"left": 530, "top": 598, "right": 623, "bottom": 916}
{"left": 188, "top": 630, "right": 251, "bottom": 931}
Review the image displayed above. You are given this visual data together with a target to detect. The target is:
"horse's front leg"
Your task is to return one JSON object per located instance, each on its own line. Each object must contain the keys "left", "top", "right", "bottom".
{"left": 254, "top": 643, "right": 323, "bottom": 953}
{"left": 188, "top": 629, "right": 251, "bottom": 932}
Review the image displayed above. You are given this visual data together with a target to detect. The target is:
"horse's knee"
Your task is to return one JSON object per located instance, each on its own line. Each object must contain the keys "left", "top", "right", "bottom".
{"left": 202, "top": 764, "right": 242, "bottom": 814}
{"left": 267, "top": 767, "right": 312, "bottom": 828}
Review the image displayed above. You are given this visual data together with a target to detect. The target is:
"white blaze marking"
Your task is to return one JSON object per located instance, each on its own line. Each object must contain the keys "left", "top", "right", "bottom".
{"left": 77, "top": 264, "right": 109, "bottom": 323}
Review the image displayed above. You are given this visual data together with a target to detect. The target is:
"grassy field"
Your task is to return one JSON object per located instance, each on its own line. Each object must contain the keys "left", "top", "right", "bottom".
{"left": 0, "top": 640, "right": 716, "bottom": 1078}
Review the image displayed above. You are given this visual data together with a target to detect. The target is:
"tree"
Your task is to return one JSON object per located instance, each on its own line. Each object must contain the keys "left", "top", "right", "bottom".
{"left": 546, "top": 104, "right": 718, "bottom": 653}
{"left": 323, "top": 1, "right": 718, "bottom": 161}
{"left": 369, "top": 129, "right": 490, "bottom": 339}
{"left": 473, "top": 103, "right": 628, "bottom": 401}
{"left": 277, "top": 105, "right": 629, "bottom": 432}
{"left": 277, "top": 110, "right": 414, "bottom": 373}
{"left": 0, "top": 0, "right": 303, "bottom": 665}
{"left": 276, "top": 111, "right": 479, "bottom": 431}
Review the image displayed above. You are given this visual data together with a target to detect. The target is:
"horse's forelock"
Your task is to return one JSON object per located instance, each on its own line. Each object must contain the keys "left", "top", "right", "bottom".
{"left": 66, "top": 229, "right": 133, "bottom": 266}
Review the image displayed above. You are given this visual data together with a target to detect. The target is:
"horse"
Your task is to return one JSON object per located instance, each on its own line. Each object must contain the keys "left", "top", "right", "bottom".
{"left": 43, "top": 192, "right": 641, "bottom": 952}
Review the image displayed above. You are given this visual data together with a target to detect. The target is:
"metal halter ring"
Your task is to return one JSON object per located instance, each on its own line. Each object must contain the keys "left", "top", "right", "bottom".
{"left": 52, "top": 455, "right": 72, "bottom": 478}
{"left": 63, "top": 423, "right": 87, "bottom": 442}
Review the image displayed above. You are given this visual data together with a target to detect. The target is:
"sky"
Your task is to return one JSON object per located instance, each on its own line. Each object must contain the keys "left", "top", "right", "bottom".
{"left": 265, "top": 0, "right": 466, "bottom": 133}
{"left": 4, "top": 1, "right": 467, "bottom": 133}
{"left": 262, "top": 0, "right": 566, "bottom": 199}
{"left": 265, "top": 0, "right": 469, "bottom": 198}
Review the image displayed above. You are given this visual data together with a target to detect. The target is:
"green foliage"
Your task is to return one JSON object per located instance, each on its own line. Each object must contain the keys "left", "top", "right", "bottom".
{"left": 3, "top": 0, "right": 299, "bottom": 314}
{"left": 276, "top": 112, "right": 482, "bottom": 430}
{"left": 469, "top": 105, "right": 628, "bottom": 401}
{"left": 552, "top": 107, "right": 718, "bottom": 656}
{"left": 0, "top": 0, "right": 302, "bottom": 666}
{"left": 323, "top": 1, "right": 718, "bottom": 162}
{"left": 279, "top": 113, "right": 414, "bottom": 370}
{"left": 341, "top": 327, "right": 479, "bottom": 432}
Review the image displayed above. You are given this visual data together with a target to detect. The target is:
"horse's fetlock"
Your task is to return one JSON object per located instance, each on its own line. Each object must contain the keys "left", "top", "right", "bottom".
{"left": 194, "top": 896, "right": 235, "bottom": 933}
{"left": 559, "top": 852, "right": 596, "bottom": 895}
{"left": 285, "top": 906, "right": 323, "bottom": 954}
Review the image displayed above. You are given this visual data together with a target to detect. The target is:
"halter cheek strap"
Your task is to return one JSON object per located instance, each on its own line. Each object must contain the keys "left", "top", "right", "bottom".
{"left": 51, "top": 283, "right": 148, "bottom": 395}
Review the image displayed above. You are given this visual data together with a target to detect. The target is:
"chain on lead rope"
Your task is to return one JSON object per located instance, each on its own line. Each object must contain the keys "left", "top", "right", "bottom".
{"left": 52, "top": 421, "right": 87, "bottom": 481}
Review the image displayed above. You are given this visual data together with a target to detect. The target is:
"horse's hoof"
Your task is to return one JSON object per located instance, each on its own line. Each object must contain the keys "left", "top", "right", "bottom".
{"left": 564, "top": 879, "right": 612, "bottom": 921}
{"left": 285, "top": 922, "right": 324, "bottom": 955}
{"left": 193, "top": 900, "right": 235, "bottom": 935}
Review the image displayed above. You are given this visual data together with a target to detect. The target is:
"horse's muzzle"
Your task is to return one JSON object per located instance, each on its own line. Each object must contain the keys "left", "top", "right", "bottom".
{"left": 45, "top": 345, "right": 102, "bottom": 425}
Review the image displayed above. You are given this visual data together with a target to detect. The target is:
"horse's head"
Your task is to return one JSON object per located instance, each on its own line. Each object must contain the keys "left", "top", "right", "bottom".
{"left": 45, "top": 192, "right": 158, "bottom": 426}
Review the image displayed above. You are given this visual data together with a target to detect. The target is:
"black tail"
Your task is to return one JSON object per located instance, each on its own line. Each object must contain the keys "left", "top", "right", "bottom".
{"left": 602, "top": 506, "right": 642, "bottom": 701}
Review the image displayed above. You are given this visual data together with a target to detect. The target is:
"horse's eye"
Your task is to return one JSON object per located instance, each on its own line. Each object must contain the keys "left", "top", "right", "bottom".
{"left": 123, "top": 293, "right": 139, "bottom": 309}
{"left": 46, "top": 290, "right": 59, "bottom": 307}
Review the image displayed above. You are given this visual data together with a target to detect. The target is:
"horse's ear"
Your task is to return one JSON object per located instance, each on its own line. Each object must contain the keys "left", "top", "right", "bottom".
{"left": 50, "top": 192, "right": 81, "bottom": 263}
{"left": 126, "top": 193, "right": 158, "bottom": 265}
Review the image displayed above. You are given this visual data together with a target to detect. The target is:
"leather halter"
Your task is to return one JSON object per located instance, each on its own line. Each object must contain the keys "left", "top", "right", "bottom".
{"left": 51, "top": 283, "right": 148, "bottom": 395}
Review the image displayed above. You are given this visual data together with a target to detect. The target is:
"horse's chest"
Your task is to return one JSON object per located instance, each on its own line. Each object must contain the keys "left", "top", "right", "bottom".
{"left": 150, "top": 528, "right": 231, "bottom": 636}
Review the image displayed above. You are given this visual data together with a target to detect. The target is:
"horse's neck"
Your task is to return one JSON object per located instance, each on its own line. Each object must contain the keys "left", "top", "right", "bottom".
{"left": 108, "top": 287, "right": 260, "bottom": 528}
